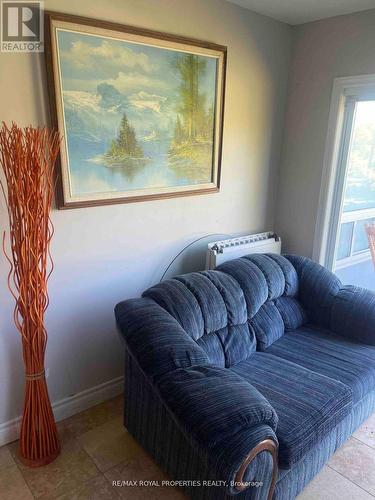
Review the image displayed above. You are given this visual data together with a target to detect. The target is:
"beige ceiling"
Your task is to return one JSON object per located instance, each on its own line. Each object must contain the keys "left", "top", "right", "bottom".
{"left": 226, "top": 0, "right": 375, "bottom": 25}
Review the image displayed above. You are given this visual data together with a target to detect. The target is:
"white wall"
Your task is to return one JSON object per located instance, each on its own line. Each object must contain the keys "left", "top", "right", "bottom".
{"left": 0, "top": 0, "right": 291, "bottom": 433}
{"left": 276, "top": 8, "right": 375, "bottom": 256}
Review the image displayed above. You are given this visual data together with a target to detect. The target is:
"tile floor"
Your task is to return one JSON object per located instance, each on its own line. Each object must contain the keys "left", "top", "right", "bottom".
{"left": 0, "top": 396, "right": 374, "bottom": 499}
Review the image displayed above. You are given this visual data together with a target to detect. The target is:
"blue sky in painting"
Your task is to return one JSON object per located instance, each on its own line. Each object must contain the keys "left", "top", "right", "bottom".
{"left": 57, "top": 29, "right": 217, "bottom": 142}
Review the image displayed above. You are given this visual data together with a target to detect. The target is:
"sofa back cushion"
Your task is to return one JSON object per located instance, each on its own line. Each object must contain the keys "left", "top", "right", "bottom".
{"left": 249, "top": 301, "right": 284, "bottom": 351}
{"left": 143, "top": 254, "right": 309, "bottom": 364}
{"left": 218, "top": 254, "right": 307, "bottom": 351}
{"left": 274, "top": 296, "right": 308, "bottom": 331}
{"left": 144, "top": 270, "right": 255, "bottom": 367}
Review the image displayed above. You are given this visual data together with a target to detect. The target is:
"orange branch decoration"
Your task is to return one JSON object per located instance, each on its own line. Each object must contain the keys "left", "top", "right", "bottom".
{"left": 0, "top": 122, "right": 61, "bottom": 466}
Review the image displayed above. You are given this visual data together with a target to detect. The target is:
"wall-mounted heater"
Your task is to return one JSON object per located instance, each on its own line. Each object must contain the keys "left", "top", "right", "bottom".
{"left": 206, "top": 232, "right": 281, "bottom": 269}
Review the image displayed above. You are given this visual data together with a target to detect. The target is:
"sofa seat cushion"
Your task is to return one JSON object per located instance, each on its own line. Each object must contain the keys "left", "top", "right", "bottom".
{"left": 267, "top": 326, "right": 375, "bottom": 403}
{"left": 230, "top": 353, "right": 352, "bottom": 469}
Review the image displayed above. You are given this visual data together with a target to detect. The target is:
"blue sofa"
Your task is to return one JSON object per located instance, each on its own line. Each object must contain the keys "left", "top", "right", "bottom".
{"left": 115, "top": 254, "right": 375, "bottom": 499}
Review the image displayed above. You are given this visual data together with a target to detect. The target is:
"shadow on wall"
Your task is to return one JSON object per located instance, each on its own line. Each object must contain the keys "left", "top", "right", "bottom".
{"left": 0, "top": 296, "right": 25, "bottom": 430}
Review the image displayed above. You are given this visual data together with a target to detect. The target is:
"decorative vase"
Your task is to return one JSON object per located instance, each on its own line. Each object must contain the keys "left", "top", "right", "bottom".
{"left": 0, "top": 122, "right": 61, "bottom": 466}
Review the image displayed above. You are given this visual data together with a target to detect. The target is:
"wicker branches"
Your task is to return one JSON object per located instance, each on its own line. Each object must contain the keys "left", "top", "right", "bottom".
{"left": 0, "top": 122, "right": 60, "bottom": 466}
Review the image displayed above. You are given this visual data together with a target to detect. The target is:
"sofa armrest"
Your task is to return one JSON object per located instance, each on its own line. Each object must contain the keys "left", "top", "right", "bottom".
{"left": 331, "top": 285, "right": 375, "bottom": 345}
{"left": 157, "top": 365, "right": 279, "bottom": 498}
{"left": 115, "top": 298, "right": 210, "bottom": 381}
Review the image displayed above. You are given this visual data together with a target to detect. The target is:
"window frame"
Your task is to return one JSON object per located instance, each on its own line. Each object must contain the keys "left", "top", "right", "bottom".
{"left": 313, "top": 74, "right": 375, "bottom": 270}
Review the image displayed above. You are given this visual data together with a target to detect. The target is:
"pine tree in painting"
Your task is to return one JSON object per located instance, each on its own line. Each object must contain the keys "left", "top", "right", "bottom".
{"left": 169, "top": 54, "right": 214, "bottom": 158}
{"left": 106, "top": 112, "right": 143, "bottom": 162}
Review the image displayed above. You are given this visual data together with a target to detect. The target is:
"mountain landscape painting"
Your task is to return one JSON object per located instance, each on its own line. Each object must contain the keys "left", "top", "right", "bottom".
{"left": 47, "top": 14, "right": 226, "bottom": 207}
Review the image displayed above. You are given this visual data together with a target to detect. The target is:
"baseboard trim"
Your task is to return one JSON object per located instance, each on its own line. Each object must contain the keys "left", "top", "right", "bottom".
{"left": 0, "top": 376, "right": 124, "bottom": 447}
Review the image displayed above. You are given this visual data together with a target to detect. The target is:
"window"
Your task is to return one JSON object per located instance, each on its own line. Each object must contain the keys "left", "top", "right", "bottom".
{"left": 314, "top": 76, "right": 375, "bottom": 290}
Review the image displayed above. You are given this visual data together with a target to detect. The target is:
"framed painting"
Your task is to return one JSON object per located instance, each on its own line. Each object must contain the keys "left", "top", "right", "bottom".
{"left": 44, "top": 12, "right": 226, "bottom": 209}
